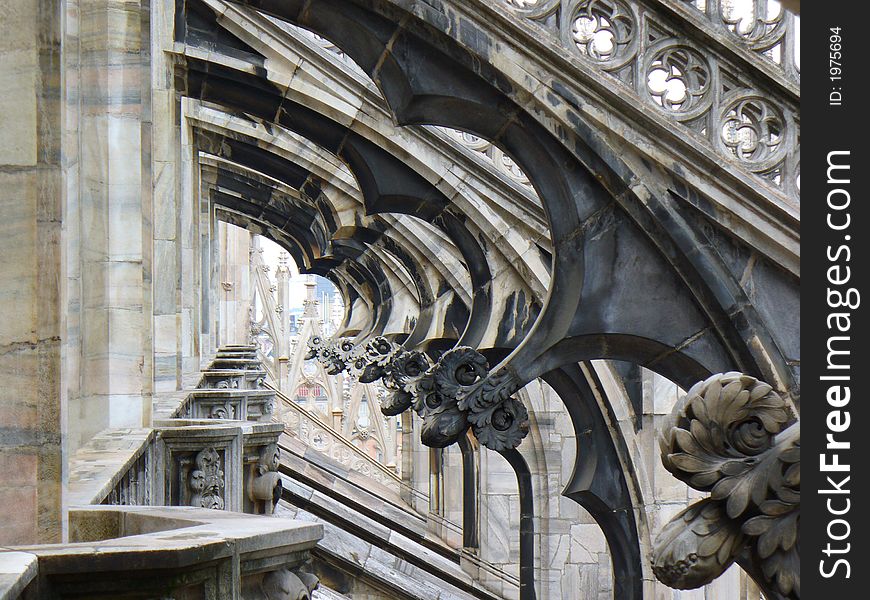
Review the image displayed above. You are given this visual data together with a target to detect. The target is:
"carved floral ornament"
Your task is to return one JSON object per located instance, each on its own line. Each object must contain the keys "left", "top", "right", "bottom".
{"left": 305, "top": 336, "right": 530, "bottom": 451}
{"left": 652, "top": 372, "right": 799, "bottom": 599}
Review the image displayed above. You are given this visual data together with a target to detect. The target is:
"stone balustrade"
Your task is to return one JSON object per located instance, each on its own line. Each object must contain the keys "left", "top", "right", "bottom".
{"left": 198, "top": 368, "right": 267, "bottom": 390}
{"left": 175, "top": 388, "right": 276, "bottom": 421}
{"left": 68, "top": 347, "right": 284, "bottom": 518}
{"left": 34, "top": 349, "right": 313, "bottom": 599}
{"left": 151, "top": 419, "right": 284, "bottom": 514}
{"left": 2, "top": 506, "right": 321, "bottom": 599}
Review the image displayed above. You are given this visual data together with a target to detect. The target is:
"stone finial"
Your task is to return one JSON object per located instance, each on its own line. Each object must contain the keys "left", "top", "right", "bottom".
{"left": 652, "top": 372, "right": 799, "bottom": 598}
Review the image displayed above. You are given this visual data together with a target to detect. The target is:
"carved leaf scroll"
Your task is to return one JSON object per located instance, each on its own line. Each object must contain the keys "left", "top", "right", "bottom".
{"left": 653, "top": 372, "right": 799, "bottom": 598}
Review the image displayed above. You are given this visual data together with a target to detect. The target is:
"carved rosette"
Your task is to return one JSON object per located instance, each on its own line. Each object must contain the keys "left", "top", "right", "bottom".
{"left": 398, "top": 347, "right": 529, "bottom": 452}
{"left": 189, "top": 447, "right": 226, "bottom": 510}
{"left": 357, "top": 336, "right": 397, "bottom": 381}
{"left": 379, "top": 348, "right": 430, "bottom": 416}
{"left": 652, "top": 372, "right": 799, "bottom": 599}
{"left": 306, "top": 335, "right": 376, "bottom": 376}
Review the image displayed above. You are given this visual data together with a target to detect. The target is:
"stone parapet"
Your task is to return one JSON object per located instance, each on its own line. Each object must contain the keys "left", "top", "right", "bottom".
{"left": 0, "top": 553, "right": 38, "bottom": 600}
{"left": 198, "top": 368, "right": 267, "bottom": 390}
{"left": 175, "top": 388, "right": 276, "bottom": 421}
{"left": 5, "top": 506, "right": 321, "bottom": 599}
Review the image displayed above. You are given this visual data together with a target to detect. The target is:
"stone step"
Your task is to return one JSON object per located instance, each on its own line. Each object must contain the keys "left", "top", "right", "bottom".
{"left": 209, "top": 357, "right": 262, "bottom": 369}
{"left": 219, "top": 344, "right": 258, "bottom": 351}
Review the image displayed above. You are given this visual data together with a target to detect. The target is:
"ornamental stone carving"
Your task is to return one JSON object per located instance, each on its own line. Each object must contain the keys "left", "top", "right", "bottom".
{"left": 304, "top": 337, "right": 530, "bottom": 451}
{"left": 216, "top": 378, "right": 240, "bottom": 389}
{"left": 652, "top": 372, "right": 799, "bottom": 599}
{"left": 718, "top": 94, "right": 786, "bottom": 167}
{"left": 249, "top": 443, "right": 282, "bottom": 515}
{"left": 189, "top": 447, "right": 226, "bottom": 510}
{"left": 364, "top": 343, "right": 529, "bottom": 452}
{"left": 567, "top": 0, "right": 637, "bottom": 67}
{"left": 644, "top": 43, "right": 711, "bottom": 116}
{"left": 260, "top": 567, "right": 319, "bottom": 600}
{"left": 304, "top": 335, "right": 355, "bottom": 375}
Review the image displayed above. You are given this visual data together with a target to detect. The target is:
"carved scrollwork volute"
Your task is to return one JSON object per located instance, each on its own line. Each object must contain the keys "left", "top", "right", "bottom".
{"left": 250, "top": 443, "right": 282, "bottom": 515}
{"left": 652, "top": 372, "right": 799, "bottom": 599}
{"left": 261, "top": 566, "right": 318, "bottom": 600}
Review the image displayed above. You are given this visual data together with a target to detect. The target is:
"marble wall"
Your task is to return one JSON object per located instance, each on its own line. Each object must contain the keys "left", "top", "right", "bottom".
{"left": 70, "top": 0, "right": 151, "bottom": 447}
{"left": 0, "top": 0, "right": 204, "bottom": 545}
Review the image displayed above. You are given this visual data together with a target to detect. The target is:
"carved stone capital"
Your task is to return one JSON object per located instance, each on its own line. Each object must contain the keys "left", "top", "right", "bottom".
{"left": 652, "top": 372, "right": 799, "bottom": 599}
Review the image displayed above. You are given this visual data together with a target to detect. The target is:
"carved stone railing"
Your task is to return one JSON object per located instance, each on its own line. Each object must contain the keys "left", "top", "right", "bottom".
{"left": 270, "top": 382, "right": 410, "bottom": 497}
{"left": 661, "top": 0, "right": 800, "bottom": 84}
{"left": 77, "top": 349, "right": 284, "bottom": 517}
{"left": 4, "top": 506, "right": 321, "bottom": 599}
{"left": 68, "top": 428, "right": 156, "bottom": 508}
{"left": 151, "top": 419, "right": 285, "bottom": 514}
{"left": 81, "top": 419, "right": 284, "bottom": 517}
{"left": 652, "top": 372, "right": 799, "bottom": 599}
{"left": 497, "top": 0, "right": 799, "bottom": 201}
{"left": 99, "top": 435, "right": 155, "bottom": 506}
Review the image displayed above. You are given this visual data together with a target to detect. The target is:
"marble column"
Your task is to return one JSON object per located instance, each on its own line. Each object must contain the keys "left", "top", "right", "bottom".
{"left": 0, "top": 0, "right": 63, "bottom": 544}
{"left": 70, "top": 0, "right": 150, "bottom": 446}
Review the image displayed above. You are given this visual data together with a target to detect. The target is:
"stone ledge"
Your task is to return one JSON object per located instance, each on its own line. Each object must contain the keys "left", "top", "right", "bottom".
{"left": 0, "top": 552, "right": 37, "bottom": 600}
{"left": 67, "top": 429, "right": 155, "bottom": 506}
{"left": 7, "top": 506, "right": 322, "bottom": 598}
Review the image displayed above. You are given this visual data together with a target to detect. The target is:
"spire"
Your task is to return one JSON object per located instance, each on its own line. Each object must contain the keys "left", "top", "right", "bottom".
{"left": 277, "top": 251, "right": 290, "bottom": 275}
